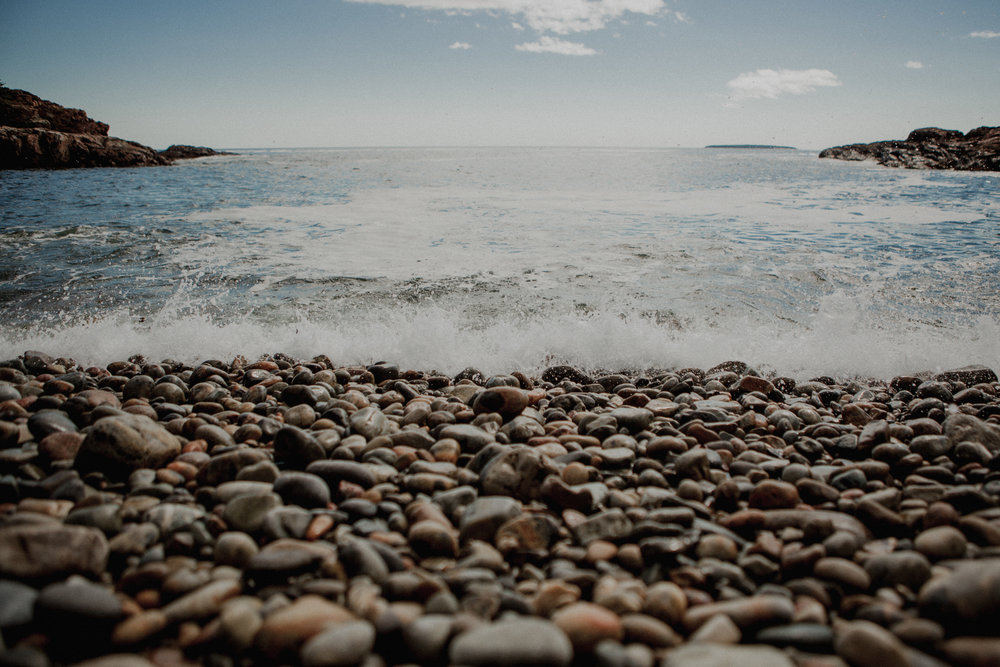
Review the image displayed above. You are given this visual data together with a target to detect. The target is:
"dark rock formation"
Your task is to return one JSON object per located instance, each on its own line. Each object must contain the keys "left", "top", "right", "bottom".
{"left": 819, "top": 126, "right": 1000, "bottom": 171}
{"left": 0, "top": 127, "right": 169, "bottom": 169}
{"left": 0, "top": 87, "right": 232, "bottom": 170}
{"left": 158, "top": 144, "right": 234, "bottom": 160}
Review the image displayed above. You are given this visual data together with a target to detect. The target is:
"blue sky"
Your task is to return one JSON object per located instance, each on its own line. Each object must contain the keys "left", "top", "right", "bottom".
{"left": 1, "top": 0, "right": 998, "bottom": 148}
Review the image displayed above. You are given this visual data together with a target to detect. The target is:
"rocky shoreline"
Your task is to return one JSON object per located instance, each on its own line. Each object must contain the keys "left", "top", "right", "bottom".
{"left": 0, "top": 87, "right": 231, "bottom": 170}
{"left": 819, "top": 126, "right": 1000, "bottom": 171}
{"left": 2, "top": 352, "right": 999, "bottom": 666}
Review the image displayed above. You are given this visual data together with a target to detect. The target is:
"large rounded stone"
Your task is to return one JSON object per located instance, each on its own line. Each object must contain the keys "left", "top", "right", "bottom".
{"left": 77, "top": 413, "right": 180, "bottom": 477}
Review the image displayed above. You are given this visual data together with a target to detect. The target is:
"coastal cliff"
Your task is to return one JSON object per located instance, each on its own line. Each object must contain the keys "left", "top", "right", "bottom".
{"left": 0, "top": 87, "right": 231, "bottom": 169}
{"left": 819, "top": 126, "right": 1000, "bottom": 171}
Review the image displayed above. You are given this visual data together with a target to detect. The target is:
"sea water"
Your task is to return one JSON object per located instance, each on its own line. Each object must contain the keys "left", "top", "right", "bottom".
{"left": 1, "top": 147, "right": 997, "bottom": 379}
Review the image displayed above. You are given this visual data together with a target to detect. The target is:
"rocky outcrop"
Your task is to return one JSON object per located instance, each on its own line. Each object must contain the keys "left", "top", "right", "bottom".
{"left": 819, "top": 126, "right": 1000, "bottom": 171}
{"left": 0, "top": 87, "right": 230, "bottom": 170}
{"left": 0, "top": 126, "right": 169, "bottom": 169}
{"left": 158, "top": 144, "right": 234, "bottom": 160}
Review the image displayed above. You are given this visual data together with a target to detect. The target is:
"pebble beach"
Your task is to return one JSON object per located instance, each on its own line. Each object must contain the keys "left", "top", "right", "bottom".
{"left": 2, "top": 351, "right": 999, "bottom": 667}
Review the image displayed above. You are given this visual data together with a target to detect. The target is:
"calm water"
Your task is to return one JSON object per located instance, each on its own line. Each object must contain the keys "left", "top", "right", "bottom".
{"left": 1, "top": 147, "right": 997, "bottom": 378}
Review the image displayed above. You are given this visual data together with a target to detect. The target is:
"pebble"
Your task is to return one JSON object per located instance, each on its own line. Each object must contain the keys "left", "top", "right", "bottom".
{"left": 449, "top": 617, "right": 574, "bottom": 666}
{"left": 0, "top": 354, "right": 998, "bottom": 666}
{"left": 300, "top": 619, "right": 376, "bottom": 667}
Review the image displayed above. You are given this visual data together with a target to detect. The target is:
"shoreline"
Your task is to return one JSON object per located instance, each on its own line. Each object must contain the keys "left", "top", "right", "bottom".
{"left": 2, "top": 352, "right": 999, "bottom": 665}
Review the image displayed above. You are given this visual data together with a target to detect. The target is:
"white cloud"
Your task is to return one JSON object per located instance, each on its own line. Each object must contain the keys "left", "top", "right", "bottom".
{"left": 449, "top": 41, "right": 472, "bottom": 49}
{"left": 726, "top": 68, "right": 842, "bottom": 101}
{"left": 969, "top": 30, "right": 1000, "bottom": 38}
{"left": 511, "top": 21, "right": 524, "bottom": 30}
{"left": 515, "top": 35, "right": 599, "bottom": 55}
{"left": 905, "top": 60, "right": 924, "bottom": 69}
{"left": 345, "top": 0, "right": 667, "bottom": 35}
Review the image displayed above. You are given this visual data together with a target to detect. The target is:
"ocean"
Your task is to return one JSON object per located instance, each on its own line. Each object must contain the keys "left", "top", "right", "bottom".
{"left": 1, "top": 146, "right": 997, "bottom": 379}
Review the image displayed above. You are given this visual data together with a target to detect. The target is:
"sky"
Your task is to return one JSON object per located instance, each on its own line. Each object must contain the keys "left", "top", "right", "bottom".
{"left": 1, "top": 0, "right": 998, "bottom": 149}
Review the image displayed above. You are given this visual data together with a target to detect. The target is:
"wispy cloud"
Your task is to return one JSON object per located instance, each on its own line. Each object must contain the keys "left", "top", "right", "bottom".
{"left": 449, "top": 41, "right": 472, "bottom": 49}
{"left": 345, "top": 0, "right": 668, "bottom": 35}
{"left": 726, "top": 68, "right": 842, "bottom": 101}
{"left": 515, "top": 35, "right": 598, "bottom": 55}
{"left": 969, "top": 30, "right": 1000, "bottom": 39}
{"left": 905, "top": 60, "right": 924, "bottom": 69}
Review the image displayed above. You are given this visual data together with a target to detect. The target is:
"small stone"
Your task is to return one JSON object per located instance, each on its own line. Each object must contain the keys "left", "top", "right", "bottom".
{"left": 218, "top": 597, "right": 263, "bottom": 651}
{"left": 643, "top": 581, "right": 687, "bottom": 626}
{"left": 944, "top": 413, "right": 1000, "bottom": 454}
{"left": 939, "top": 637, "right": 1000, "bottom": 667}
{"left": 403, "top": 614, "right": 455, "bottom": 664}
{"left": 255, "top": 595, "right": 356, "bottom": 659}
{"left": 662, "top": 643, "right": 795, "bottom": 667}
{"left": 552, "top": 601, "right": 624, "bottom": 653}
{"left": 689, "top": 613, "right": 742, "bottom": 644}
{"left": 863, "top": 551, "right": 931, "bottom": 592}
{"left": 459, "top": 496, "right": 523, "bottom": 543}
{"left": 814, "top": 557, "right": 871, "bottom": 590}
{"left": 77, "top": 413, "right": 180, "bottom": 477}
{"left": 0, "top": 523, "right": 108, "bottom": 580}
{"left": 161, "top": 579, "right": 241, "bottom": 623}
{"left": 223, "top": 492, "right": 282, "bottom": 533}
{"left": 300, "top": 619, "right": 377, "bottom": 667}
{"left": 833, "top": 619, "right": 908, "bottom": 667}
{"left": 683, "top": 595, "right": 795, "bottom": 633}
{"left": 621, "top": 613, "right": 682, "bottom": 648}
{"left": 914, "top": 525, "right": 967, "bottom": 560}
{"left": 273, "top": 471, "right": 331, "bottom": 509}
{"left": 449, "top": 618, "right": 573, "bottom": 667}
{"left": 748, "top": 480, "right": 800, "bottom": 510}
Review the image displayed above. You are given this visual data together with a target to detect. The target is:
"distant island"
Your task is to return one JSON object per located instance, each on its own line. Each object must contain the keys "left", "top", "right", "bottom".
{"left": 705, "top": 144, "right": 796, "bottom": 150}
{"left": 819, "top": 126, "right": 999, "bottom": 171}
{"left": 0, "top": 86, "right": 233, "bottom": 169}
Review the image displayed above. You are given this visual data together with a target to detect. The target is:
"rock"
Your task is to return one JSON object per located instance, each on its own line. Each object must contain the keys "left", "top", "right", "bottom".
{"left": 935, "top": 365, "right": 999, "bottom": 385}
{"left": 273, "top": 471, "right": 331, "bottom": 509}
{"left": 403, "top": 614, "right": 455, "bottom": 663}
{"left": 552, "top": 602, "right": 623, "bottom": 653}
{"left": 939, "top": 637, "right": 1000, "bottom": 666}
{"left": 479, "top": 445, "right": 556, "bottom": 500}
{"left": 748, "top": 480, "right": 800, "bottom": 510}
{"left": 814, "top": 556, "right": 872, "bottom": 590}
{"left": 0, "top": 523, "right": 108, "bottom": 580}
{"left": 300, "top": 620, "right": 376, "bottom": 667}
{"left": 161, "top": 579, "right": 241, "bottom": 623}
{"left": 689, "top": 613, "right": 742, "bottom": 644}
{"left": 864, "top": 552, "right": 932, "bottom": 592}
{"left": 472, "top": 386, "right": 530, "bottom": 418}
{"left": 459, "top": 496, "right": 523, "bottom": 543}
{"left": 944, "top": 413, "right": 1000, "bottom": 454}
{"left": 819, "top": 126, "right": 1000, "bottom": 171}
{"left": 833, "top": 619, "right": 909, "bottom": 667}
{"left": 919, "top": 558, "right": 1000, "bottom": 632}
{"left": 449, "top": 618, "right": 572, "bottom": 666}
{"left": 77, "top": 413, "right": 180, "bottom": 477}
{"left": 662, "top": 643, "right": 796, "bottom": 667}
{"left": 682, "top": 595, "right": 795, "bottom": 633}
{"left": 157, "top": 145, "right": 234, "bottom": 160}
{"left": 914, "top": 525, "right": 967, "bottom": 560}
{"left": 255, "top": 595, "right": 356, "bottom": 658}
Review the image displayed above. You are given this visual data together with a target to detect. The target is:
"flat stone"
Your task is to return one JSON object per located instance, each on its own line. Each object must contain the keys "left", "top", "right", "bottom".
{"left": 0, "top": 523, "right": 108, "bottom": 580}
{"left": 162, "top": 578, "right": 241, "bottom": 623}
{"left": 683, "top": 595, "right": 795, "bottom": 633}
{"left": 662, "top": 643, "right": 796, "bottom": 667}
{"left": 223, "top": 492, "right": 283, "bottom": 533}
{"left": 255, "top": 595, "right": 356, "bottom": 659}
{"left": 300, "top": 619, "right": 376, "bottom": 667}
{"left": 450, "top": 617, "right": 573, "bottom": 666}
{"left": 814, "top": 557, "right": 871, "bottom": 590}
{"left": 833, "top": 619, "right": 908, "bottom": 667}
